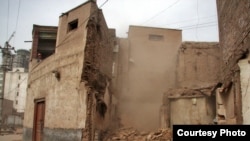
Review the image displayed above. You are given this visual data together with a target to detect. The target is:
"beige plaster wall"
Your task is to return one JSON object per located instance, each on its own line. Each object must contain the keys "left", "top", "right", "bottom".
{"left": 238, "top": 56, "right": 250, "bottom": 124}
{"left": 23, "top": 2, "right": 95, "bottom": 129}
{"left": 169, "top": 97, "right": 215, "bottom": 126}
{"left": 118, "top": 26, "right": 182, "bottom": 131}
{"left": 176, "top": 42, "right": 221, "bottom": 88}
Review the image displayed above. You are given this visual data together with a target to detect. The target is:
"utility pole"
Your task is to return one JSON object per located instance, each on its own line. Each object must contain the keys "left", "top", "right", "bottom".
{"left": 0, "top": 31, "right": 16, "bottom": 129}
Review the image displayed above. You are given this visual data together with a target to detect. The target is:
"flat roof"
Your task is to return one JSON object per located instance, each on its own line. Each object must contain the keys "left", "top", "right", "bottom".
{"left": 129, "top": 25, "right": 182, "bottom": 31}
{"left": 60, "top": 1, "right": 94, "bottom": 17}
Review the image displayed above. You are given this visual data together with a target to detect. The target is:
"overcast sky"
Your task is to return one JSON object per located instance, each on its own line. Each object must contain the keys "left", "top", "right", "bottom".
{"left": 0, "top": 0, "right": 219, "bottom": 51}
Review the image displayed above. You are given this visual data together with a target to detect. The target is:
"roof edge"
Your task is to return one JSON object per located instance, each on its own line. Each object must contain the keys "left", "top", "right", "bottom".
{"left": 129, "top": 25, "right": 182, "bottom": 31}
{"left": 60, "top": 1, "right": 96, "bottom": 17}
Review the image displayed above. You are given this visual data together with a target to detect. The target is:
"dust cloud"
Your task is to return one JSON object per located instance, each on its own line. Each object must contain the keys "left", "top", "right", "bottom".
{"left": 117, "top": 42, "right": 178, "bottom": 131}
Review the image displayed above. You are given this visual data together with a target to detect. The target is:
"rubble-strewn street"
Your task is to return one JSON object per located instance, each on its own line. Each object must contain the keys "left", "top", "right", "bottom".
{"left": 0, "top": 0, "right": 249, "bottom": 140}
{"left": 103, "top": 127, "right": 172, "bottom": 141}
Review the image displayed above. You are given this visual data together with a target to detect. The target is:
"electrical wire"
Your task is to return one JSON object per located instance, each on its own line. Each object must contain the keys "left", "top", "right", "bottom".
{"left": 14, "top": 0, "right": 21, "bottom": 33}
{"left": 141, "top": 0, "right": 181, "bottom": 25}
{"left": 181, "top": 23, "right": 217, "bottom": 30}
{"left": 195, "top": 0, "right": 200, "bottom": 41}
{"left": 13, "top": 0, "right": 22, "bottom": 48}
{"left": 158, "top": 15, "right": 216, "bottom": 27}
{"left": 6, "top": 0, "right": 10, "bottom": 40}
{"left": 178, "top": 21, "right": 217, "bottom": 29}
{"left": 99, "top": 0, "right": 108, "bottom": 8}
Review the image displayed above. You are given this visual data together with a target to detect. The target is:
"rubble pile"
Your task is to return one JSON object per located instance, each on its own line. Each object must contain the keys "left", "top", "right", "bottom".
{"left": 104, "top": 127, "right": 172, "bottom": 141}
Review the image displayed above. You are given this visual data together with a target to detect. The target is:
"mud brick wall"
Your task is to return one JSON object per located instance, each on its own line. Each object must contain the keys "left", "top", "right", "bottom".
{"left": 23, "top": 2, "right": 115, "bottom": 141}
{"left": 82, "top": 10, "right": 114, "bottom": 141}
{"left": 217, "top": 0, "right": 250, "bottom": 82}
{"left": 217, "top": 0, "right": 250, "bottom": 124}
{"left": 176, "top": 41, "right": 221, "bottom": 89}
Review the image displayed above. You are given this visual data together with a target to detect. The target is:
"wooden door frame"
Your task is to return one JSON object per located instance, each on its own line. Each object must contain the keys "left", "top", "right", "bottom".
{"left": 32, "top": 98, "right": 45, "bottom": 141}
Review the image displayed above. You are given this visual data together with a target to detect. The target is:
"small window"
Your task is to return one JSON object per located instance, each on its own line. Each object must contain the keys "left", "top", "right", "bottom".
{"left": 148, "top": 34, "right": 164, "bottom": 41}
{"left": 19, "top": 75, "right": 21, "bottom": 80}
{"left": 16, "top": 100, "right": 18, "bottom": 105}
{"left": 68, "top": 19, "right": 78, "bottom": 32}
{"left": 18, "top": 84, "right": 20, "bottom": 88}
{"left": 17, "top": 92, "right": 19, "bottom": 96}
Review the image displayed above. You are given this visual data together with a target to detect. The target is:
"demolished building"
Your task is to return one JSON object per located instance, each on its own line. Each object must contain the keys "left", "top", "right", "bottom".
{"left": 22, "top": 0, "right": 250, "bottom": 140}
{"left": 159, "top": 0, "right": 250, "bottom": 127}
{"left": 23, "top": 1, "right": 117, "bottom": 141}
{"left": 160, "top": 42, "right": 221, "bottom": 127}
{"left": 216, "top": 0, "right": 250, "bottom": 124}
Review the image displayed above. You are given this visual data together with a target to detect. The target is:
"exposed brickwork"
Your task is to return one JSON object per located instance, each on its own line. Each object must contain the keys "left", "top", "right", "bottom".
{"left": 24, "top": 2, "right": 115, "bottom": 141}
{"left": 217, "top": 0, "right": 250, "bottom": 124}
{"left": 82, "top": 10, "right": 114, "bottom": 141}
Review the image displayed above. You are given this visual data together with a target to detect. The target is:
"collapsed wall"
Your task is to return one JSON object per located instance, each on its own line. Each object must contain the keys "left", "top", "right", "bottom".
{"left": 81, "top": 11, "right": 116, "bottom": 141}
{"left": 160, "top": 42, "right": 222, "bottom": 128}
{"left": 216, "top": 0, "right": 250, "bottom": 124}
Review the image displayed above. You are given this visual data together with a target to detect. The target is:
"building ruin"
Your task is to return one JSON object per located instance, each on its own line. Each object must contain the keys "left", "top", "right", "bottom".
{"left": 21, "top": 0, "right": 250, "bottom": 140}
{"left": 23, "top": 1, "right": 117, "bottom": 141}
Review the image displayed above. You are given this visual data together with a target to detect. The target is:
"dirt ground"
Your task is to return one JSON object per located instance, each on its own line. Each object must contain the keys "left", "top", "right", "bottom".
{"left": 0, "top": 127, "right": 172, "bottom": 141}
{"left": 0, "top": 134, "right": 22, "bottom": 141}
{"left": 103, "top": 127, "right": 172, "bottom": 141}
{"left": 0, "top": 127, "right": 22, "bottom": 141}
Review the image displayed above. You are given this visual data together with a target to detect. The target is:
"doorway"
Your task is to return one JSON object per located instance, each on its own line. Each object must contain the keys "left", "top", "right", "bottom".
{"left": 33, "top": 99, "right": 45, "bottom": 141}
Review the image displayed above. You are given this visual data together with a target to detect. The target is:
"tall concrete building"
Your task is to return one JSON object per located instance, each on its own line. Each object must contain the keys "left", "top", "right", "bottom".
{"left": 117, "top": 26, "right": 182, "bottom": 131}
{"left": 12, "top": 49, "right": 30, "bottom": 72}
{"left": 3, "top": 49, "right": 30, "bottom": 113}
{"left": 4, "top": 67, "right": 28, "bottom": 113}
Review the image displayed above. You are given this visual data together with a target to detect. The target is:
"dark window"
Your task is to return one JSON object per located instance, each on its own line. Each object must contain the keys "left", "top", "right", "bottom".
{"left": 19, "top": 75, "right": 21, "bottom": 80}
{"left": 148, "top": 34, "right": 164, "bottom": 41}
{"left": 17, "top": 92, "right": 19, "bottom": 96}
{"left": 68, "top": 19, "right": 78, "bottom": 32}
{"left": 18, "top": 84, "right": 20, "bottom": 88}
{"left": 16, "top": 100, "right": 18, "bottom": 105}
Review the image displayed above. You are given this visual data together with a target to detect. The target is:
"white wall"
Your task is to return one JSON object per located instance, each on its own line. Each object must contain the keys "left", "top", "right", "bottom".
{"left": 238, "top": 56, "right": 250, "bottom": 124}
{"left": 4, "top": 67, "right": 28, "bottom": 113}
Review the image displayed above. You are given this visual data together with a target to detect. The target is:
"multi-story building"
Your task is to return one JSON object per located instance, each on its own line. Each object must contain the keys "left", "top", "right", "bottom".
{"left": 0, "top": 48, "right": 29, "bottom": 127}
{"left": 4, "top": 67, "right": 28, "bottom": 113}
{"left": 12, "top": 49, "right": 30, "bottom": 72}
{"left": 23, "top": 1, "right": 116, "bottom": 141}
{"left": 3, "top": 49, "right": 30, "bottom": 113}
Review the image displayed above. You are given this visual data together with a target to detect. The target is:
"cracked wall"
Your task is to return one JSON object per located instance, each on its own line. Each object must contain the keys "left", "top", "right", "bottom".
{"left": 82, "top": 12, "right": 115, "bottom": 140}
{"left": 23, "top": 2, "right": 115, "bottom": 141}
{"left": 160, "top": 42, "right": 221, "bottom": 127}
{"left": 216, "top": 0, "right": 250, "bottom": 124}
{"left": 176, "top": 42, "right": 221, "bottom": 88}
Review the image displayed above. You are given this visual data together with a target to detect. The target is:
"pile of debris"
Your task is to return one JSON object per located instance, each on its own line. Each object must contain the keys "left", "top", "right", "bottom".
{"left": 103, "top": 127, "right": 172, "bottom": 141}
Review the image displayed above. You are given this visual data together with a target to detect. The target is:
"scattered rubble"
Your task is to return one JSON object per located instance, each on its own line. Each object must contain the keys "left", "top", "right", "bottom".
{"left": 103, "top": 127, "right": 172, "bottom": 141}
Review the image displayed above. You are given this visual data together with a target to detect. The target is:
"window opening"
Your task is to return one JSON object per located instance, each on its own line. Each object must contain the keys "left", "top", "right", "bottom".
{"left": 68, "top": 19, "right": 78, "bottom": 32}
{"left": 148, "top": 34, "right": 164, "bottom": 41}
